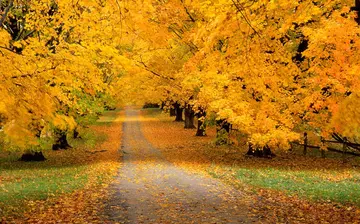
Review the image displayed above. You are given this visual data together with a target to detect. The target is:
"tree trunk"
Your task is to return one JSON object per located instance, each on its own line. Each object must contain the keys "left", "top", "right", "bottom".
{"left": 195, "top": 108, "right": 206, "bottom": 136}
{"left": 184, "top": 104, "right": 196, "bottom": 129}
{"left": 263, "top": 145, "right": 274, "bottom": 158}
{"left": 217, "top": 119, "right": 231, "bottom": 133}
{"left": 20, "top": 151, "right": 46, "bottom": 162}
{"left": 246, "top": 143, "right": 255, "bottom": 155}
{"left": 170, "top": 103, "right": 176, "bottom": 116}
{"left": 174, "top": 103, "right": 184, "bottom": 122}
{"left": 215, "top": 119, "right": 231, "bottom": 145}
{"left": 73, "top": 127, "right": 81, "bottom": 139}
{"left": 143, "top": 103, "right": 159, "bottom": 108}
{"left": 53, "top": 130, "right": 72, "bottom": 150}
{"left": 246, "top": 144, "right": 275, "bottom": 158}
{"left": 354, "top": 0, "right": 360, "bottom": 24}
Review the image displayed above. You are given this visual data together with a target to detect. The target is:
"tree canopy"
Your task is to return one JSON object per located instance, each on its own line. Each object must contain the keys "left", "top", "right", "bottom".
{"left": 1, "top": 0, "right": 359, "bottom": 154}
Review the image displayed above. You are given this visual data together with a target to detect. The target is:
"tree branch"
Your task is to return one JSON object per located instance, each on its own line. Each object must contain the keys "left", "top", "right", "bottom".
{"left": 0, "top": 0, "right": 13, "bottom": 27}
{"left": 137, "top": 57, "right": 175, "bottom": 82}
{"left": 0, "top": 46, "right": 20, "bottom": 54}
{"left": 231, "top": 0, "right": 261, "bottom": 38}
{"left": 180, "top": 0, "right": 195, "bottom": 22}
{"left": 136, "top": 56, "right": 182, "bottom": 89}
{"left": 115, "top": 0, "right": 123, "bottom": 40}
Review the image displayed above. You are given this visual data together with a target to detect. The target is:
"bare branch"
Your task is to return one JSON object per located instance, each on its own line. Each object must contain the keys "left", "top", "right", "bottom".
{"left": 0, "top": 46, "right": 20, "bottom": 54}
{"left": 115, "top": 0, "right": 123, "bottom": 41}
{"left": 137, "top": 57, "right": 175, "bottom": 82}
{"left": 231, "top": 0, "right": 261, "bottom": 38}
{"left": 180, "top": 1, "right": 195, "bottom": 23}
{"left": 0, "top": 0, "right": 13, "bottom": 27}
{"left": 136, "top": 56, "right": 182, "bottom": 90}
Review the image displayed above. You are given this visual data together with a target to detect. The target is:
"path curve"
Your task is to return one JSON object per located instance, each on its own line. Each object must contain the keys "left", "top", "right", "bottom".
{"left": 105, "top": 108, "right": 250, "bottom": 223}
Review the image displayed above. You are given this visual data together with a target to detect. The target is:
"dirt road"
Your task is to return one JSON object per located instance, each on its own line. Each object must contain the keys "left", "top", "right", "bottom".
{"left": 105, "top": 108, "right": 250, "bottom": 223}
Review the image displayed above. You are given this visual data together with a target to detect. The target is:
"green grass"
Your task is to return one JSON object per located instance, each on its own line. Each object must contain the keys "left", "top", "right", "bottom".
{"left": 70, "top": 109, "right": 121, "bottom": 148}
{"left": 143, "top": 107, "right": 360, "bottom": 207}
{"left": 0, "top": 109, "right": 120, "bottom": 216}
{"left": 232, "top": 168, "right": 360, "bottom": 205}
{"left": 0, "top": 166, "right": 87, "bottom": 202}
{"left": 0, "top": 157, "right": 90, "bottom": 216}
{"left": 69, "top": 128, "right": 107, "bottom": 149}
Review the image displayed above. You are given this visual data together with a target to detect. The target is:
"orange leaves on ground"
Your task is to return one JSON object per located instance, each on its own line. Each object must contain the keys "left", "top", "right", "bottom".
{"left": 141, "top": 110, "right": 216, "bottom": 175}
{"left": 2, "top": 111, "right": 124, "bottom": 223}
{"left": 252, "top": 189, "right": 360, "bottom": 224}
{"left": 141, "top": 109, "right": 360, "bottom": 223}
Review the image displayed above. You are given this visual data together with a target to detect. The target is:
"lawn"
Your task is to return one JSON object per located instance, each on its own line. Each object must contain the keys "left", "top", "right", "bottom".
{"left": 140, "top": 108, "right": 360, "bottom": 223}
{"left": 235, "top": 168, "right": 360, "bottom": 205}
{"left": 0, "top": 109, "right": 123, "bottom": 221}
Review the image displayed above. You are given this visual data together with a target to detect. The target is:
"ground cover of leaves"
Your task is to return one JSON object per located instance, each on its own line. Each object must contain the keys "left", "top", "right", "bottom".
{"left": 141, "top": 109, "right": 360, "bottom": 224}
{"left": 104, "top": 108, "right": 251, "bottom": 223}
{"left": 0, "top": 110, "right": 123, "bottom": 223}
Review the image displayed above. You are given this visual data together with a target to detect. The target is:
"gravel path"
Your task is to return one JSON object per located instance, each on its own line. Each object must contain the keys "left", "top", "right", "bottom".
{"left": 105, "top": 108, "right": 250, "bottom": 223}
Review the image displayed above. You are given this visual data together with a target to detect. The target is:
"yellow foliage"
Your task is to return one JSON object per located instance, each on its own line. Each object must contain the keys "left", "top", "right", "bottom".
{"left": 52, "top": 115, "right": 77, "bottom": 131}
{"left": 114, "top": 0, "right": 359, "bottom": 149}
{"left": 3, "top": 121, "right": 38, "bottom": 149}
{"left": 1, "top": 0, "right": 359, "bottom": 151}
{"left": 0, "top": 30, "right": 11, "bottom": 46}
{"left": 0, "top": 0, "right": 125, "bottom": 151}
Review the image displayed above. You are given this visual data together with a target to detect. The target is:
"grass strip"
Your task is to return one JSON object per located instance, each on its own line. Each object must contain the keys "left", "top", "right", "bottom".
{"left": 232, "top": 168, "right": 360, "bottom": 205}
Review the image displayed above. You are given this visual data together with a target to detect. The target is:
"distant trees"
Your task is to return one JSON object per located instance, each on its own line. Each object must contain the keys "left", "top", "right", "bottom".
{"left": 118, "top": 0, "right": 360, "bottom": 154}
{"left": 1, "top": 0, "right": 359, "bottom": 159}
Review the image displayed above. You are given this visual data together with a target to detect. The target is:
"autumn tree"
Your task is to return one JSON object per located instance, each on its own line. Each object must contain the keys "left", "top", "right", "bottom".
{"left": 117, "top": 0, "right": 360, "bottom": 155}
{"left": 2, "top": 0, "right": 359, "bottom": 159}
{"left": 0, "top": 0, "right": 126, "bottom": 160}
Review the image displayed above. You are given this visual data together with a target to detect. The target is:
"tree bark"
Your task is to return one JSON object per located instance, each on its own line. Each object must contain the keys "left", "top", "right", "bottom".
{"left": 216, "top": 119, "right": 231, "bottom": 133}
{"left": 196, "top": 109, "right": 206, "bottom": 136}
{"left": 184, "top": 104, "right": 196, "bottom": 129}
{"left": 170, "top": 103, "right": 176, "bottom": 116}
{"left": 73, "top": 127, "right": 81, "bottom": 139}
{"left": 215, "top": 119, "right": 231, "bottom": 145}
{"left": 0, "top": 0, "right": 13, "bottom": 28}
{"left": 20, "top": 151, "right": 46, "bottom": 161}
{"left": 52, "top": 129, "right": 72, "bottom": 150}
{"left": 174, "top": 103, "right": 183, "bottom": 122}
{"left": 143, "top": 103, "right": 159, "bottom": 108}
{"left": 246, "top": 144, "right": 275, "bottom": 158}
{"left": 353, "top": 0, "right": 360, "bottom": 24}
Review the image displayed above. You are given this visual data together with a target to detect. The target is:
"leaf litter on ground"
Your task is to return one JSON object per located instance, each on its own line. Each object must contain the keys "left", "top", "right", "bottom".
{"left": 140, "top": 108, "right": 360, "bottom": 224}
{"left": 1, "top": 110, "right": 124, "bottom": 223}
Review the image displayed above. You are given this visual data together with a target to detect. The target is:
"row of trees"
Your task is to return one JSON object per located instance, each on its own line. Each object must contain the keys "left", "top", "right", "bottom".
{"left": 117, "top": 0, "right": 360, "bottom": 154}
{"left": 0, "top": 0, "right": 129, "bottom": 160}
{"left": 1, "top": 0, "right": 360, "bottom": 159}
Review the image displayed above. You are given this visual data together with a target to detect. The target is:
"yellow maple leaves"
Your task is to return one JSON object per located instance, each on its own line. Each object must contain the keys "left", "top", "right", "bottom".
{"left": 0, "top": 0, "right": 127, "bottom": 151}
{"left": 114, "top": 0, "right": 360, "bottom": 151}
{"left": 1, "top": 0, "right": 359, "bottom": 152}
